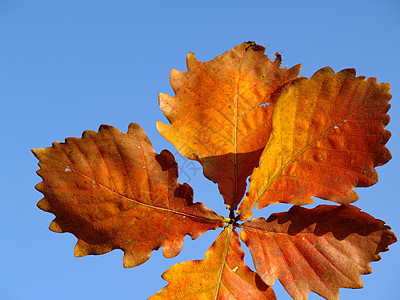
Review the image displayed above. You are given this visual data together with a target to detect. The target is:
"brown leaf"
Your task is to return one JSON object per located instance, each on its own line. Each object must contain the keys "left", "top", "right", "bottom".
{"left": 150, "top": 225, "right": 276, "bottom": 300}
{"left": 240, "top": 205, "right": 397, "bottom": 300}
{"left": 157, "top": 42, "right": 301, "bottom": 209}
{"left": 238, "top": 67, "right": 391, "bottom": 219}
{"left": 33, "top": 123, "right": 225, "bottom": 268}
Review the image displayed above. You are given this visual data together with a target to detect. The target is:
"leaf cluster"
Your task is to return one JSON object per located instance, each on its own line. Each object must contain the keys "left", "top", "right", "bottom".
{"left": 33, "top": 42, "right": 397, "bottom": 299}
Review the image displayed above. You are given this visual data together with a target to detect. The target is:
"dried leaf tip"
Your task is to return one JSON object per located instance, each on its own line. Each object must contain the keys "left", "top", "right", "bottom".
{"left": 245, "top": 41, "right": 266, "bottom": 52}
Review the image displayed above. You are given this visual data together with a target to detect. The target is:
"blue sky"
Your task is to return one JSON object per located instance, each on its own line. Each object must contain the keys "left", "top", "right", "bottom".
{"left": 1, "top": 1, "right": 399, "bottom": 299}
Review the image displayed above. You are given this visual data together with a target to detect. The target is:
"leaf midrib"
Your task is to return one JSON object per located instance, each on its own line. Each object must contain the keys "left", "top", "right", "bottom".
{"left": 42, "top": 152, "right": 223, "bottom": 224}
{"left": 214, "top": 226, "right": 233, "bottom": 300}
{"left": 253, "top": 92, "right": 367, "bottom": 205}
{"left": 76, "top": 168, "right": 222, "bottom": 223}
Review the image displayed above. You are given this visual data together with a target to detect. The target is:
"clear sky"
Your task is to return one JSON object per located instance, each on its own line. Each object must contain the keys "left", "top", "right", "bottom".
{"left": 1, "top": 1, "right": 399, "bottom": 299}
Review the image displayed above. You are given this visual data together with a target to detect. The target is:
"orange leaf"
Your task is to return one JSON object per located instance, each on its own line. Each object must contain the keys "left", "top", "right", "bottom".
{"left": 240, "top": 205, "right": 397, "bottom": 300}
{"left": 151, "top": 225, "right": 276, "bottom": 300}
{"left": 33, "top": 123, "right": 224, "bottom": 268}
{"left": 157, "top": 42, "right": 301, "bottom": 209}
{"left": 239, "top": 67, "right": 391, "bottom": 219}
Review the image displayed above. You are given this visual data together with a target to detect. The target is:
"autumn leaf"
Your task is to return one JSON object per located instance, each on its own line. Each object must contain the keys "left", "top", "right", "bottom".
{"left": 157, "top": 42, "right": 301, "bottom": 210}
{"left": 151, "top": 225, "right": 276, "bottom": 300}
{"left": 32, "top": 42, "right": 397, "bottom": 300}
{"left": 33, "top": 123, "right": 225, "bottom": 268}
{"left": 238, "top": 67, "right": 391, "bottom": 219}
{"left": 240, "top": 205, "right": 397, "bottom": 300}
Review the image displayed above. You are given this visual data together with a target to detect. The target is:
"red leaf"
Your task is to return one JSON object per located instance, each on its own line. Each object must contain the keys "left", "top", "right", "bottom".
{"left": 240, "top": 205, "right": 397, "bottom": 300}
{"left": 33, "top": 123, "right": 225, "bottom": 268}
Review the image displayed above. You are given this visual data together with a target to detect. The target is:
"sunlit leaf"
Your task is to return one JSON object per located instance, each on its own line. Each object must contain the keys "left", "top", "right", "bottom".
{"left": 157, "top": 42, "right": 301, "bottom": 209}
{"left": 239, "top": 67, "right": 391, "bottom": 219}
{"left": 33, "top": 42, "right": 397, "bottom": 300}
{"left": 240, "top": 205, "right": 397, "bottom": 300}
{"left": 151, "top": 225, "right": 276, "bottom": 299}
{"left": 33, "top": 123, "right": 225, "bottom": 268}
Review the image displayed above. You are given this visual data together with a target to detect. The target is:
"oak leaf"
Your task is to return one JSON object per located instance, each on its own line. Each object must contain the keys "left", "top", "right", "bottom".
{"left": 157, "top": 42, "right": 301, "bottom": 210}
{"left": 240, "top": 205, "right": 397, "bottom": 300}
{"left": 32, "top": 42, "right": 397, "bottom": 300}
{"left": 151, "top": 225, "right": 276, "bottom": 300}
{"left": 239, "top": 67, "right": 391, "bottom": 219}
{"left": 33, "top": 123, "right": 224, "bottom": 268}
